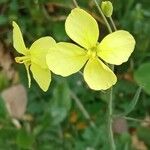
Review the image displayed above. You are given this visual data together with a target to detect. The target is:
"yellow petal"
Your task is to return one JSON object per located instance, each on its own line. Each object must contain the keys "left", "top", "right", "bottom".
{"left": 24, "top": 63, "right": 31, "bottom": 88}
{"left": 12, "top": 21, "right": 28, "bottom": 55}
{"left": 46, "top": 42, "right": 88, "bottom": 76}
{"left": 30, "top": 63, "right": 51, "bottom": 91}
{"left": 83, "top": 58, "right": 117, "bottom": 90}
{"left": 65, "top": 8, "right": 99, "bottom": 49}
{"left": 97, "top": 30, "right": 135, "bottom": 65}
{"left": 30, "top": 37, "right": 56, "bottom": 69}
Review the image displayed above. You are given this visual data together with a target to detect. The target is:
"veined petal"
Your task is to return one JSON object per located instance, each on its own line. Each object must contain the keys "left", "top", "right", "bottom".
{"left": 97, "top": 30, "right": 135, "bottom": 65}
{"left": 30, "top": 37, "right": 56, "bottom": 69}
{"left": 46, "top": 42, "right": 88, "bottom": 76}
{"left": 83, "top": 58, "right": 117, "bottom": 90}
{"left": 65, "top": 8, "right": 99, "bottom": 49}
{"left": 24, "top": 62, "right": 31, "bottom": 88}
{"left": 12, "top": 21, "right": 28, "bottom": 55}
{"left": 30, "top": 63, "right": 51, "bottom": 92}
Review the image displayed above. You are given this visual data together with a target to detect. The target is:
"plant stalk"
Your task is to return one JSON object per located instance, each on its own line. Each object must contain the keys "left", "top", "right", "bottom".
{"left": 72, "top": 0, "right": 79, "bottom": 7}
{"left": 71, "top": 91, "right": 96, "bottom": 129}
{"left": 108, "top": 86, "right": 116, "bottom": 150}
{"left": 109, "top": 17, "right": 117, "bottom": 31}
{"left": 124, "top": 116, "right": 150, "bottom": 124}
{"left": 93, "top": 0, "right": 112, "bottom": 33}
{"left": 92, "top": 0, "right": 116, "bottom": 149}
{"left": 107, "top": 64, "right": 116, "bottom": 150}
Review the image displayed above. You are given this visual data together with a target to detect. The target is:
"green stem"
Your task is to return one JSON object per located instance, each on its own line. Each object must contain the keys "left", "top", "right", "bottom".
{"left": 70, "top": 91, "right": 96, "bottom": 129}
{"left": 109, "top": 17, "right": 117, "bottom": 31}
{"left": 124, "top": 116, "right": 150, "bottom": 124}
{"left": 92, "top": 1, "right": 116, "bottom": 149}
{"left": 107, "top": 64, "right": 115, "bottom": 150}
{"left": 93, "top": 0, "right": 112, "bottom": 33}
{"left": 108, "top": 87, "right": 116, "bottom": 150}
{"left": 72, "top": 0, "right": 79, "bottom": 7}
{"left": 74, "top": 0, "right": 116, "bottom": 149}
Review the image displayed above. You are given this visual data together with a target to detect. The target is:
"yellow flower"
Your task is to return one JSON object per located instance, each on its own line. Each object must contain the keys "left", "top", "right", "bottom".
{"left": 46, "top": 8, "right": 135, "bottom": 90}
{"left": 13, "top": 21, "right": 56, "bottom": 91}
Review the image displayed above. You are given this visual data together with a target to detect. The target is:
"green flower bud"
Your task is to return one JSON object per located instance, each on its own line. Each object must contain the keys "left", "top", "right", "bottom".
{"left": 101, "top": 1, "right": 113, "bottom": 17}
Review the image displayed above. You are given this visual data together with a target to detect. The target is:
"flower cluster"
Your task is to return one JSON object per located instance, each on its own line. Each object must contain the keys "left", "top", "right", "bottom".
{"left": 13, "top": 8, "right": 135, "bottom": 91}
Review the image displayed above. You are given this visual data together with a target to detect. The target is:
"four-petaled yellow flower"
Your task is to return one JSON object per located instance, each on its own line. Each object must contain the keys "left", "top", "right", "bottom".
{"left": 46, "top": 8, "right": 135, "bottom": 90}
{"left": 13, "top": 21, "right": 56, "bottom": 91}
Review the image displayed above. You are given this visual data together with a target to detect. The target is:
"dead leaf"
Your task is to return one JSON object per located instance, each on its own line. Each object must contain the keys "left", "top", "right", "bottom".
{"left": 76, "top": 122, "right": 87, "bottom": 130}
{"left": 141, "top": 116, "right": 150, "bottom": 127}
{"left": 132, "top": 132, "right": 148, "bottom": 150}
{"left": 1, "top": 84, "right": 27, "bottom": 119}
{"left": 69, "top": 111, "right": 78, "bottom": 124}
{"left": 0, "top": 41, "right": 19, "bottom": 83}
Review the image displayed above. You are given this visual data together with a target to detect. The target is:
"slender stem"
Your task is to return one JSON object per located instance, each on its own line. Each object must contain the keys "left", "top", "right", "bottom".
{"left": 124, "top": 117, "right": 150, "bottom": 124}
{"left": 72, "top": 0, "right": 79, "bottom": 7}
{"left": 92, "top": 0, "right": 116, "bottom": 149}
{"left": 70, "top": 91, "right": 96, "bottom": 129}
{"left": 108, "top": 65, "right": 115, "bottom": 150}
{"left": 108, "top": 87, "right": 116, "bottom": 150}
{"left": 107, "top": 64, "right": 116, "bottom": 150}
{"left": 109, "top": 17, "right": 117, "bottom": 31}
{"left": 93, "top": 0, "right": 112, "bottom": 33}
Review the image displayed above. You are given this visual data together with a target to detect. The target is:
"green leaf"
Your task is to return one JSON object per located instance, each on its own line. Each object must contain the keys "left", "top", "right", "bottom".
{"left": 0, "top": 96, "right": 8, "bottom": 119}
{"left": 137, "top": 127, "right": 150, "bottom": 147}
{"left": 16, "top": 129, "right": 34, "bottom": 149}
{"left": 134, "top": 63, "right": 150, "bottom": 95}
{"left": 0, "top": 96, "right": 7, "bottom": 118}
{"left": 0, "top": 0, "right": 8, "bottom": 4}
{"left": 0, "top": 15, "right": 8, "bottom": 25}
{"left": 115, "top": 133, "right": 132, "bottom": 150}
{"left": 0, "top": 73, "right": 9, "bottom": 91}
{"left": 50, "top": 80, "right": 71, "bottom": 125}
{"left": 52, "top": 22, "right": 69, "bottom": 41}
{"left": 124, "top": 87, "right": 142, "bottom": 115}
{"left": 0, "top": 128, "right": 17, "bottom": 141}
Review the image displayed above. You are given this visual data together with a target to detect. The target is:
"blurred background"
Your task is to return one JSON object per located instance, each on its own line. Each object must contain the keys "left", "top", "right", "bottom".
{"left": 0, "top": 0, "right": 150, "bottom": 149}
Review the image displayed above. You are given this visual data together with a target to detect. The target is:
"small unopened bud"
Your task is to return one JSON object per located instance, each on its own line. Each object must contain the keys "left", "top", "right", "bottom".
{"left": 101, "top": 1, "right": 113, "bottom": 17}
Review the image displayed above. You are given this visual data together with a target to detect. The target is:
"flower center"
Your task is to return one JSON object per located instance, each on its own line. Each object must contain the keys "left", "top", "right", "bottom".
{"left": 87, "top": 46, "right": 98, "bottom": 58}
{"left": 15, "top": 55, "right": 31, "bottom": 64}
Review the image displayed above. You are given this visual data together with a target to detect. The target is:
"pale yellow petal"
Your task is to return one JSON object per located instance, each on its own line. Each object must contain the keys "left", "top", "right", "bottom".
{"left": 30, "top": 37, "right": 56, "bottom": 69}
{"left": 12, "top": 21, "right": 28, "bottom": 55}
{"left": 65, "top": 8, "right": 99, "bottom": 49}
{"left": 97, "top": 30, "right": 135, "bottom": 65}
{"left": 83, "top": 58, "right": 117, "bottom": 90}
{"left": 46, "top": 42, "right": 88, "bottom": 76}
{"left": 30, "top": 63, "right": 51, "bottom": 91}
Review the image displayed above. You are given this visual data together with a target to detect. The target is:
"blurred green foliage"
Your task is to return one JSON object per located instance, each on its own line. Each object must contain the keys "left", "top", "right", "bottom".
{"left": 0, "top": 0, "right": 150, "bottom": 149}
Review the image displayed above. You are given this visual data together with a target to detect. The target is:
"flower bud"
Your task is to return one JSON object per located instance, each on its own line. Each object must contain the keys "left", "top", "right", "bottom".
{"left": 101, "top": 1, "right": 113, "bottom": 17}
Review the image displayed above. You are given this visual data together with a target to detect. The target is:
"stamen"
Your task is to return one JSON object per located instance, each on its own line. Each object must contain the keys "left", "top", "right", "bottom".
{"left": 15, "top": 56, "right": 31, "bottom": 64}
{"left": 87, "top": 47, "right": 97, "bottom": 58}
